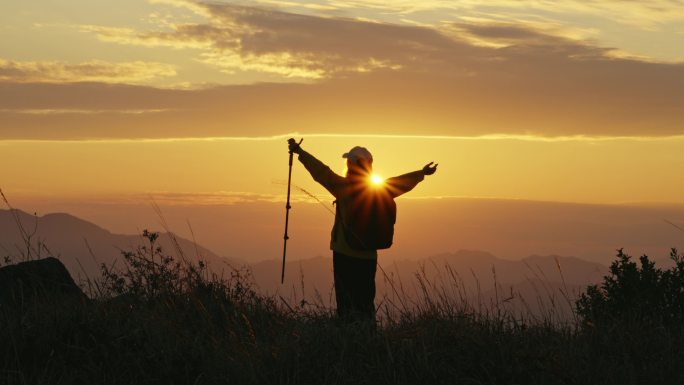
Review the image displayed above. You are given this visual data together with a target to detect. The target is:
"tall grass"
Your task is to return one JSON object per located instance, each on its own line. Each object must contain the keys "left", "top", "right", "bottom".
{"left": 2, "top": 228, "right": 683, "bottom": 385}
{"left": 1, "top": 191, "right": 683, "bottom": 384}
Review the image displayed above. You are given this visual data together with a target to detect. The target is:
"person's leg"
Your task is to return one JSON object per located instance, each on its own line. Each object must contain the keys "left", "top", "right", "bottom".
{"left": 355, "top": 257, "right": 377, "bottom": 321}
{"left": 333, "top": 252, "right": 354, "bottom": 320}
{"left": 334, "top": 253, "right": 378, "bottom": 322}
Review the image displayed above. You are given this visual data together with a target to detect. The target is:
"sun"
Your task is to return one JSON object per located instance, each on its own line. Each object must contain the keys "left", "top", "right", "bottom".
{"left": 370, "top": 174, "right": 384, "bottom": 185}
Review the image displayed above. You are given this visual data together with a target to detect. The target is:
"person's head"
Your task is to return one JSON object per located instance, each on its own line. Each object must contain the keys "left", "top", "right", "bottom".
{"left": 342, "top": 146, "right": 373, "bottom": 179}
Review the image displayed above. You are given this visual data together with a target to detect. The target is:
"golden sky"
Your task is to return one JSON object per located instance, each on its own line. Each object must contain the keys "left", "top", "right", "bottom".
{"left": 1, "top": 0, "right": 684, "bottom": 205}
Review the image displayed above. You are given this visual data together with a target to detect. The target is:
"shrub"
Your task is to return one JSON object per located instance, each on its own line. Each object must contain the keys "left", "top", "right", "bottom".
{"left": 576, "top": 248, "right": 684, "bottom": 328}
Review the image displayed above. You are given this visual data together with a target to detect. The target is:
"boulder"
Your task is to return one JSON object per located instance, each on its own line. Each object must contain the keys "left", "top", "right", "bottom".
{"left": 0, "top": 257, "right": 88, "bottom": 308}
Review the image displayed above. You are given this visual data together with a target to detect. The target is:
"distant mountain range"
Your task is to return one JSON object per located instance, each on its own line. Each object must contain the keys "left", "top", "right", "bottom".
{"left": 1, "top": 209, "right": 608, "bottom": 319}
{"left": 22, "top": 197, "right": 683, "bottom": 267}
{"left": 0, "top": 209, "right": 236, "bottom": 283}
{"left": 251, "top": 249, "right": 607, "bottom": 320}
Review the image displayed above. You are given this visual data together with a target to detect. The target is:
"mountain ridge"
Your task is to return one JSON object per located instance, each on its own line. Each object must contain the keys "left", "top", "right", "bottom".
{"left": 1, "top": 208, "right": 609, "bottom": 319}
{"left": 0, "top": 209, "right": 237, "bottom": 281}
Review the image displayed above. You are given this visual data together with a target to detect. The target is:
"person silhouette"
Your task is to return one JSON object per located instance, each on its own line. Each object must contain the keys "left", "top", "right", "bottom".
{"left": 288, "top": 138, "right": 437, "bottom": 322}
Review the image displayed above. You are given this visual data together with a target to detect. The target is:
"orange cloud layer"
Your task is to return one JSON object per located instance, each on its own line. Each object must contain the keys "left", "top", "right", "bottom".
{"left": 1, "top": 3, "right": 683, "bottom": 138}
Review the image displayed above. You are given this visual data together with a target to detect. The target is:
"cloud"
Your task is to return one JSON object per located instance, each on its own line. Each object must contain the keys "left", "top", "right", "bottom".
{"left": 78, "top": 2, "right": 682, "bottom": 80}
{"left": 82, "top": 2, "right": 487, "bottom": 78}
{"left": 79, "top": 25, "right": 211, "bottom": 49}
{"left": 0, "top": 58, "right": 177, "bottom": 84}
{"left": 252, "top": 0, "right": 684, "bottom": 30}
{"left": 144, "top": 191, "right": 287, "bottom": 205}
{"left": 512, "top": 0, "right": 684, "bottom": 30}
{"left": 3, "top": 2, "right": 684, "bottom": 138}
{"left": 223, "top": 0, "right": 684, "bottom": 64}
{"left": 0, "top": 108, "right": 171, "bottom": 115}
{"left": 451, "top": 22, "right": 582, "bottom": 47}
{"left": 4, "top": 132, "right": 684, "bottom": 144}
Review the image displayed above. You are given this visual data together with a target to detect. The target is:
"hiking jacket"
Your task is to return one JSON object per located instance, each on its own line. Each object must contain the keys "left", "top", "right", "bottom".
{"left": 298, "top": 150, "right": 425, "bottom": 259}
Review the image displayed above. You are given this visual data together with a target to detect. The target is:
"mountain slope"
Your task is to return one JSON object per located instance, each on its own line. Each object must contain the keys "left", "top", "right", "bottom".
{"left": 249, "top": 250, "right": 608, "bottom": 319}
{"left": 0, "top": 209, "right": 236, "bottom": 282}
{"left": 1, "top": 209, "right": 608, "bottom": 319}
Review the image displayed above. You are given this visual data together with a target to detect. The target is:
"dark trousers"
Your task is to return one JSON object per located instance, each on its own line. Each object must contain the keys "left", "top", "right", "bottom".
{"left": 333, "top": 252, "right": 377, "bottom": 322}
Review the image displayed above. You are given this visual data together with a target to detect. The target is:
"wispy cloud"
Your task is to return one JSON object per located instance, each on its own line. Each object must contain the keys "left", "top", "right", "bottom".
{"left": 144, "top": 191, "right": 287, "bottom": 205}
{"left": 0, "top": 108, "right": 171, "bottom": 115}
{"left": 77, "top": 1, "right": 683, "bottom": 82}
{"left": 80, "top": 3, "right": 434, "bottom": 78}
{"left": 80, "top": 25, "right": 212, "bottom": 49}
{"left": 3, "top": 132, "right": 684, "bottom": 144}
{"left": 0, "top": 58, "right": 177, "bottom": 84}
{"left": 203, "top": 0, "right": 684, "bottom": 65}
{"left": 249, "top": 0, "right": 684, "bottom": 30}
{"left": 139, "top": 190, "right": 523, "bottom": 205}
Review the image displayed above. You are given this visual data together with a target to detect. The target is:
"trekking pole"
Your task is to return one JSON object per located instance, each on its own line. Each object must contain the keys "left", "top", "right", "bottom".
{"left": 281, "top": 138, "right": 303, "bottom": 284}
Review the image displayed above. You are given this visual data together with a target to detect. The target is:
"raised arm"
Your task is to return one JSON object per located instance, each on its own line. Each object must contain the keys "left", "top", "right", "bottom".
{"left": 288, "top": 139, "right": 346, "bottom": 198}
{"left": 385, "top": 162, "right": 438, "bottom": 198}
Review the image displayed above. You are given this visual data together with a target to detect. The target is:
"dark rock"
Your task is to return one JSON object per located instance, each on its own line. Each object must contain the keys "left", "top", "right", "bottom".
{"left": 0, "top": 257, "right": 88, "bottom": 308}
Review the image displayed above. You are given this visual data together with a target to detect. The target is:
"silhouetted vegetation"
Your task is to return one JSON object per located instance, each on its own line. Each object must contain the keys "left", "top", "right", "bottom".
{"left": 576, "top": 248, "right": 684, "bottom": 330}
{"left": 1, "top": 233, "right": 683, "bottom": 384}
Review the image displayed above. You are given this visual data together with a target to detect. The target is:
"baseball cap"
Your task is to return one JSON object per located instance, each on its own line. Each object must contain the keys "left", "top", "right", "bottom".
{"left": 342, "top": 146, "right": 373, "bottom": 163}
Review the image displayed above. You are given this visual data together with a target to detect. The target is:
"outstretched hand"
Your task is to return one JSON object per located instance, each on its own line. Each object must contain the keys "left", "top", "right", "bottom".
{"left": 423, "top": 162, "right": 438, "bottom": 176}
{"left": 288, "top": 138, "right": 303, "bottom": 154}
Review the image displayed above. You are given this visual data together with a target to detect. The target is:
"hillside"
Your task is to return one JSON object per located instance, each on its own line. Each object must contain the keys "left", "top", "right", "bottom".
{"left": 0, "top": 209, "right": 237, "bottom": 282}
{"left": 1, "top": 209, "right": 608, "bottom": 319}
{"left": 251, "top": 250, "right": 606, "bottom": 319}
{"left": 2, "top": 242, "right": 682, "bottom": 385}
{"left": 1, "top": 208, "right": 612, "bottom": 317}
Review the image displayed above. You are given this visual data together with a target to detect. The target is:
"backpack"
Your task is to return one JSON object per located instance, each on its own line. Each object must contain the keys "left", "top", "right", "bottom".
{"left": 337, "top": 184, "right": 396, "bottom": 250}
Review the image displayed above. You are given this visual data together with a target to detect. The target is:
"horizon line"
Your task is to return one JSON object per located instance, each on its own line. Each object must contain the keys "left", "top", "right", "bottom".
{"left": 4, "top": 190, "right": 684, "bottom": 208}
{"left": 3, "top": 132, "right": 684, "bottom": 144}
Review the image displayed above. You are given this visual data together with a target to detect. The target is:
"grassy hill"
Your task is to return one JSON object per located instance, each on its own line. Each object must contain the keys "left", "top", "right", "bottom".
{"left": 2, "top": 232, "right": 683, "bottom": 385}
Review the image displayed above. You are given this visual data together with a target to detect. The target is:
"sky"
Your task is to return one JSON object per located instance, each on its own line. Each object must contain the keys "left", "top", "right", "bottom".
{"left": 1, "top": 0, "right": 684, "bottom": 261}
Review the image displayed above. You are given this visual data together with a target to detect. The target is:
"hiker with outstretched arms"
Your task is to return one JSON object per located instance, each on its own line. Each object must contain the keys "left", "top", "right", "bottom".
{"left": 287, "top": 138, "right": 438, "bottom": 322}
